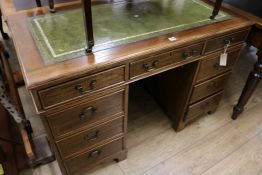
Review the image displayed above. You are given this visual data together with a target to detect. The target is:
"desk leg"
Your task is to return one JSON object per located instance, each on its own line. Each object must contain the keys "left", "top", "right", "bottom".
{"left": 35, "top": 0, "right": 42, "bottom": 7}
{"left": 0, "top": 10, "right": 8, "bottom": 40}
{"left": 82, "top": 0, "right": 94, "bottom": 53}
{"left": 210, "top": 0, "right": 223, "bottom": 20}
{"left": 48, "top": 0, "right": 56, "bottom": 13}
{"left": 232, "top": 50, "right": 262, "bottom": 119}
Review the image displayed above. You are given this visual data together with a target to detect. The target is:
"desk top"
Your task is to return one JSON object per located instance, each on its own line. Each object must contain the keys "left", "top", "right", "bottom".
{"left": 28, "top": 0, "right": 231, "bottom": 64}
{"left": 6, "top": 0, "right": 251, "bottom": 89}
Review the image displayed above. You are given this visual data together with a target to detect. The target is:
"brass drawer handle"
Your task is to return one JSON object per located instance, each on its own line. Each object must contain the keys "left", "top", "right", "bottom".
{"left": 213, "top": 63, "right": 220, "bottom": 70}
{"left": 143, "top": 60, "right": 159, "bottom": 72}
{"left": 75, "top": 80, "right": 97, "bottom": 94}
{"left": 213, "top": 62, "right": 228, "bottom": 70}
{"left": 207, "top": 81, "right": 218, "bottom": 91}
{"left": 182, "top": 52, "right": 190, "bottom": 59}
{"left": 182, "top": 50, "right": 199, "bottom": 59}
{"left": 224, "top": 37, "right": 235, "bottom": 45}
{"left": 79, "top": 106, "right": 98, "bottom": 120}
{"left": 200, "top": 102, "right": 210, "bottom": 111}
{"left": 87, "top": 150, "right": 101, "bottom": 159}
{"left": 83, "top": 131, "right": 99, "bottom": 142}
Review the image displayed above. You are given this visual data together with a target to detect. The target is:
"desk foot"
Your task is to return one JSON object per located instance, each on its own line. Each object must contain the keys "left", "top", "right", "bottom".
{"left": 173, "top": 122, "right": 185, "bottom": 132}
{"left": 0, "top": 11, "right": 9, "bottom": 40}
{"left": 232, "top": 51, "right": 262, "bottom": 120}
{"left": 210, "top": 14, "right": 217, "bottom": 20}
{"left": 49, "top": 8, "right": 56, "bottom": 13}
{"left": 48, "top": 0, "right": 56, "bottom": 13}
{"left": 210, "top": 0, "right": 223, "bottom": 20}
{"left": 27, "top": 135, "right": 55, "bottom": 167}
{"left": 232, "top": 106, "right": 243, "bottom": 120}
{"left": 1, "top": 32, "right": 9, "bottom": 40}
{"left": 85, "top": 48, "right": 93, "bottom": 54}
{"left": 114, "top": 150, "right": 127, "bottom": 163}
{"left": 35, "top": 0, "right": 42, "bottom": 7}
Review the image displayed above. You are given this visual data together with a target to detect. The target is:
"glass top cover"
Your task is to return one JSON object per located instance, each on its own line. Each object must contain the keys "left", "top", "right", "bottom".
{"left": 28, "top": 0, "right": 231, "bottom": 64}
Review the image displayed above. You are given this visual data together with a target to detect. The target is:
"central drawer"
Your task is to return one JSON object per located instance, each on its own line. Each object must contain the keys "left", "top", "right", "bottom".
{"left": 38, "top": 66, "right": 125, "bottom": 109}
{"left": 130, "top": 42, "right": 204, "bottom": 78}
{"left": 47, "top": 90, "right": 125, "bottom": 139}
{"left": 57, "top": 117, "right": 124, "bottom": 159}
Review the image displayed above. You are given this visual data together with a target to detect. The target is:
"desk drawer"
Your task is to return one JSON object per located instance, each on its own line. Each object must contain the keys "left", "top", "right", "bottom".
{"left": 190, "top": 72, "right": 231, "bottom": 104}
{"left": 57, "top": 117, "right": 124, "bottom": 159}
{"left": 64, "top": 138, "right": 124, "bottom": 174}
{"left": 196, "top": 49, "right": 240, "bottom": 83}
{"left": 39, "top": 66, "right": 125, "bottom": 109}
{"left": 130, "top": 42, "right": 204, "bottom": 78}
{"left": 47, "top": 90, "right": 125, "bottom": 139}
{"left": 186, "top": 91, "right": 223, "bottom": 123}
{"left": 205, "top": 29, "right": 248, "bottom": 54}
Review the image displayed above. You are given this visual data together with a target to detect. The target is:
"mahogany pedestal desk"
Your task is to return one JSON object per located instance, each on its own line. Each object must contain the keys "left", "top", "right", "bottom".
{"left": 6, "top": 1, "right": 252, "bottom": 174}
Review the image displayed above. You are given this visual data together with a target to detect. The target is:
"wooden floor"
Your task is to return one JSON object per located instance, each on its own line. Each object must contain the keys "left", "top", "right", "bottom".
{"left": 2, "top": 22, "right": 262, "bottom": 175}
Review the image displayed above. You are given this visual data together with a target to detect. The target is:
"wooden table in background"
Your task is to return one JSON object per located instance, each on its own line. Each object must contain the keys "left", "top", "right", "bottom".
{"left": 221, "top": 0, "right": 262, "bottom": 119}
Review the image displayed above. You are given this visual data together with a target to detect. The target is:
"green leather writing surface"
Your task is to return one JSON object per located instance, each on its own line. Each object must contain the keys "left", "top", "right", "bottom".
{"left": 28, "top": 0, "right": 231, "bottom": 64}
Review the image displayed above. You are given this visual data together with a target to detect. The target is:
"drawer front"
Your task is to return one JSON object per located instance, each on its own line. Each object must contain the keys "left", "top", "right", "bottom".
{"left": 47, "top": 90, "right": 125, "bottom": 139}
{"left": 39, "top": 66, "right": 125, "bottom": 109}
{"left": 130, "top": 42, "right": 204, "bottom": 78}
{"left": 205, "top": 30, "right": 248, "bottom": 54}
{"left": 57, "top": 117, "right": 124, "bottom": 159}
{"left": 196, "top": 49, "right": 240, "bottom": 83}
{"left": 65, "top": 138, "right": 124, "bottom": 174}
{"left": 190, "top": 72, "right": 231, "bottom": 104}
{"left": 186, "top": 91, "right": 223, "bottom": 123}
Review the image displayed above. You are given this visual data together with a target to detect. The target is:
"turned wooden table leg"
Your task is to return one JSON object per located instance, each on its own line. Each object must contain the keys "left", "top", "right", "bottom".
{"left": 232, "top": 50, "right": 262, "bottom": 119}
{"left": 35, "top": 0, "right": 42, "bottom": 7}
{"left": 0, "top": 10, "right": 9, "bottom": 40}
{"left": 48, "top": 0, "right": 56, "bottom": 13}
{"left": 210, "top": 0, "right": 223, "bottom": 20}
{"left": 82, "top": 0, "right": 94, "bottom": 54}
